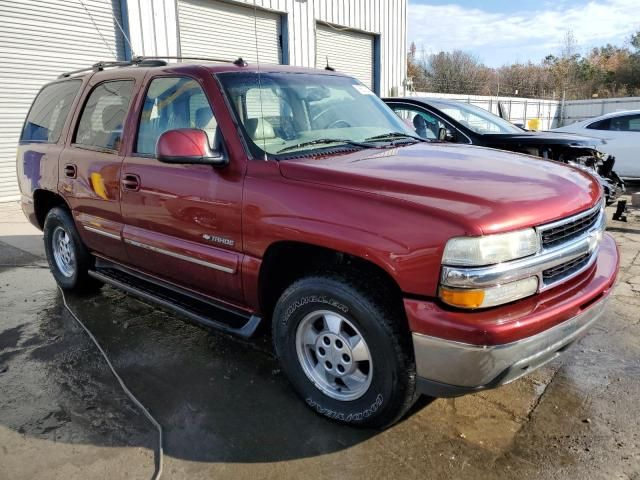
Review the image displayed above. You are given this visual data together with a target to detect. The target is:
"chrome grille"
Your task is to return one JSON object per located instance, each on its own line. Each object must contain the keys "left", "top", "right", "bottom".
{"left": 542, "top": 253, "right": 591, "bottom": 282}
{"left": 541, "top": 207, "right": 600, "bottom": 249}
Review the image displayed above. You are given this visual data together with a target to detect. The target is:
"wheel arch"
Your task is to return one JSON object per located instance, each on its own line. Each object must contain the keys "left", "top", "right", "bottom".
{"left": 257, "top": 240, "right": 405, "bottom": 324}
{"left": 33, "top": 189, "right": 69, "bottom": 229}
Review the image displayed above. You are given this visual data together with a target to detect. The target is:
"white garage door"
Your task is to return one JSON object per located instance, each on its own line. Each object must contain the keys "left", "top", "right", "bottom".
{"left": 315, "top": 23, "right": 375, "bottom": 90}
{"left": 0, "top": 0, "right": 125, "bottom": 202}
{"left": 178, "top": 0, "right": 282, "bottom": 65}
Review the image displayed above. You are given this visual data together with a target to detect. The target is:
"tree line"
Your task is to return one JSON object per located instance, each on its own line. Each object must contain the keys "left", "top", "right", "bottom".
{"left": 407, "top": 31, "right": 640, "bottom": 100}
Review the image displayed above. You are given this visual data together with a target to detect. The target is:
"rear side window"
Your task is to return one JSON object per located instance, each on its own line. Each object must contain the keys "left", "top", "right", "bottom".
{"left": 74, "top": 80, "right": 134, "bottom": 151}
{"left": 588, "top": 114, "right": 640, "bottom": 131}
{"left": 21, "top": 80, "right": 81, "bottom": 143}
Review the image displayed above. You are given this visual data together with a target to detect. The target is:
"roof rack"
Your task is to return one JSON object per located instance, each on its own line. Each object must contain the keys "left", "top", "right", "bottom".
{"left": 58, "top": 56, "right": 248, "bottom": 78}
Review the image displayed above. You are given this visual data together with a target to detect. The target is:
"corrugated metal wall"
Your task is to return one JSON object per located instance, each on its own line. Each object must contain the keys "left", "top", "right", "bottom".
{"left": 0, "top": 0, "right": 125, "bottom": 202}
{"left": 178, "top": 0, "right": 282, "bottom": 64}
{"left": 559, "top": 97, "right": 640, "bottom": 126}
{"left": 315, "top": 24, "right": 374, "bottom": 89}
{"left": 126, "top": 0, "right": 407, "bottom": 97}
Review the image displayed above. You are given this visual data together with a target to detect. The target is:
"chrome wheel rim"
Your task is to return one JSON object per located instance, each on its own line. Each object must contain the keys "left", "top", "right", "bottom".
{"left": 295, "top": 310, "right": 373, "bottom": 401}
{"left": 52, "top": 226, "right": 75, "bottom": 278}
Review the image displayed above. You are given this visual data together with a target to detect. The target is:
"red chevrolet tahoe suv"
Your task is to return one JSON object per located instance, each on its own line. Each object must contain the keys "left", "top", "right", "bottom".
{"left": 17, "top": 58, "right": 619, "bottom": 428}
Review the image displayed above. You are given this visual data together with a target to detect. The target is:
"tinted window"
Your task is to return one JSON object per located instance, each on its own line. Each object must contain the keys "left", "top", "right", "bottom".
{"left": 587, "top": 118, "right": 611, "bottom": 130}
{"left": 136, "top": 77, "right": 217, "bottom": 154}
{"left": 588, "top": 114, "right": 640, "bottom": 131}
{"left": 628, "top": 116, "right": 640, "bottom": 131}
{"left": 21, "top": 80, "right": 81, "bottom": 143}
{"left": 75, "top": 80, "right": 134, "bottom": 151}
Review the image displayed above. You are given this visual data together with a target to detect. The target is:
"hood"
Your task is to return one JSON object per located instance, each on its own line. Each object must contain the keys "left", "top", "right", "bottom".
{"left": 279, "top": 143, "right": 601, "bottom": 235}
{"left": 482, "top": 131, "right": 604, "bottom": 147}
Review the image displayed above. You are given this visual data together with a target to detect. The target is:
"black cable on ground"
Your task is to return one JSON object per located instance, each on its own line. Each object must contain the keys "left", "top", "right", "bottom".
{"left": 58, "top": 286, "right": 163, "bottom": 480}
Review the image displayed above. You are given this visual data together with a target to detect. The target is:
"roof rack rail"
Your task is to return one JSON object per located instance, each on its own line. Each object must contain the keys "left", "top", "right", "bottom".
{"left": 140, "top": 56, "right": 248, "bottom": 66}
{"left": 58, "top": 56, "right": 248, "bottom": 78}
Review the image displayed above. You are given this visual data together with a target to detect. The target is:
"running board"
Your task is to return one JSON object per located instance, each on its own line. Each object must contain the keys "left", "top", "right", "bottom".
{"left": 89, "top": 259, "right": 261, "bottom": 338}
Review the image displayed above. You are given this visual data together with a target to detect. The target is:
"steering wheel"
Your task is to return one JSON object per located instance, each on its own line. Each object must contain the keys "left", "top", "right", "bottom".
{"left": 327, "top": 119, "right": 352, "bottom": 129}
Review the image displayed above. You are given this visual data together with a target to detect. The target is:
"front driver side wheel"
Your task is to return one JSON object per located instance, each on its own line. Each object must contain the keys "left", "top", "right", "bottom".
{"left": 272, "top": 274, "right": 417, "bottom": 428}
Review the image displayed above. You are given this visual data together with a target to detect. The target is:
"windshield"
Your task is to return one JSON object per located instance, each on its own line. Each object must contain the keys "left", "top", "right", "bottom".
{"left": 427, "top": 100, "right": 522, "bottom": 134}
{"left": 217, "top": 72, "right": 416, "bottom": 158}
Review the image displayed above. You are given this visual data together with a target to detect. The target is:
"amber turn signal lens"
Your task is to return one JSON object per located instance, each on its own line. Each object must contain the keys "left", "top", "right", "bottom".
{"left": 439, "top": 286, "right": 485, "bottom": 309}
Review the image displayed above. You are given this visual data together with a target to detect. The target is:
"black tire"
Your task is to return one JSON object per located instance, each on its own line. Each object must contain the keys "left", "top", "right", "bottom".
{"left": 43, "top": 206, "right": 102, "bottom": 292}
{"left": 272, "top": 274, "right": 417, "bottom": 429}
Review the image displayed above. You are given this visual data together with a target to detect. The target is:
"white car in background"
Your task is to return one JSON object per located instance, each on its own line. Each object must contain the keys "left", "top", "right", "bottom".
{"left": 554, "top": 110, "right": 640, "bottom": 178}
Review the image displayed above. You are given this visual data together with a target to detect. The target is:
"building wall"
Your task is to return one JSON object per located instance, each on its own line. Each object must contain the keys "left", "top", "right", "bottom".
{"left": 124, "top": 0, "right": 408, "bottom": 97}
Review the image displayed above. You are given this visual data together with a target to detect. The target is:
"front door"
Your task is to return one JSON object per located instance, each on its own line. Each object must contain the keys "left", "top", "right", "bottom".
{"left": 120, "top": 75, "right": 245, "bottom": 304}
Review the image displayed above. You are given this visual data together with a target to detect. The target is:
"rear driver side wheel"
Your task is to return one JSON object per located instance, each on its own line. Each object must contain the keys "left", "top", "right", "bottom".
{"left": 43, "top": 207, "right": 102, "bottom": 292}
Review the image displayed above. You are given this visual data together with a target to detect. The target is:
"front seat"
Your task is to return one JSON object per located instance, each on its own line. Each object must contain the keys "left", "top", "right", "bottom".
{"left": 246, "top": 118, "right": 277, "bottom": 144}
{"left": 195, "top": 107, "right": 219, "bottom": 148}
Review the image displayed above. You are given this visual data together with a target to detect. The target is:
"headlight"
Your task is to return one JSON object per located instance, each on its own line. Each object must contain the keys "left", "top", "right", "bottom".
{"left": 442, "top": 228, "right": 540, "bottom": 266}
{"left": 439, "top": 277, "right": 539, "bottom": 309}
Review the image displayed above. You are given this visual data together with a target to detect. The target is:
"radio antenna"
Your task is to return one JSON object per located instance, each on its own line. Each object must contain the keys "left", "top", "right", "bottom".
{"left": 253, "top": 0, "right": 268, "bottom": 160}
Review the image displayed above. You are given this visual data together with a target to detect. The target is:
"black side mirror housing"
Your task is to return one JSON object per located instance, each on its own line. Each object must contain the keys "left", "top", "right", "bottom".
{"left": 438, "top": 127, "right": 456, "bottom": 142}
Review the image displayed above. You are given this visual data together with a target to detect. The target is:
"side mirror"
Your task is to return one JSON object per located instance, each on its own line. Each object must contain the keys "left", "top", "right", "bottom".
{"left": 438, "top": 127, "right": 456, "bottom": 142}
{"left": 156, "top": 128, "right": 227, "bottom": 166}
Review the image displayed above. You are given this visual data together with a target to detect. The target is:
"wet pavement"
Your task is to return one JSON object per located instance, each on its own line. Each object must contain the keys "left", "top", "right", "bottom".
{"left": 1, "top": 198, "right": 640, "bottom": 479}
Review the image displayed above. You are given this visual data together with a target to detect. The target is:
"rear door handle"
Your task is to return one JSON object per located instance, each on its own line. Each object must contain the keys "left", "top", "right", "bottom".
{"left": 64, "top": 164, "right": 77, "bottom": 179}
{"left": 121, "top": 174, "right": 140, "bottom": 191}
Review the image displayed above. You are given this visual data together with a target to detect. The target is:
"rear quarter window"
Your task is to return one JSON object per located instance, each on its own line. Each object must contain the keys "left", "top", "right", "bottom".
{"left": 586, "top": 118, "right": 611, "bottom": 130}
{"left": 21, "top": 80, "right": 81, "bottom": 143}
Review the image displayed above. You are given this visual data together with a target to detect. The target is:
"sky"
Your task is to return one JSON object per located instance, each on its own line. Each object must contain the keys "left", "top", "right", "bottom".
{"left": 407, "top": 0, "right": 640, "bottom": 67}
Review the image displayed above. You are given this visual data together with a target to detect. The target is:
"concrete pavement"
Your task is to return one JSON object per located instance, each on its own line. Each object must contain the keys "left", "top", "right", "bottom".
{"left": 1, "top": 198, "right": 639, "bottom": 479}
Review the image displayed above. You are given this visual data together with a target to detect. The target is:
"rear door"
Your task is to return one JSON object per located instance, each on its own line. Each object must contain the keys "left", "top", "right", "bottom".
{"left": 59, "top": 75, "right": 138, "bottom": 263}
{"left": 119, "top": 73, "right": 246, "bottom": 304}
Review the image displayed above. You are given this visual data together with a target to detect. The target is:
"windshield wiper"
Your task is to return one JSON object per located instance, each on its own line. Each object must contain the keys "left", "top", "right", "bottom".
{"left": 276, "top": 138, "right": 373, "bottom": 154}
{"left": 364, "top": 132, "right": 427, "bottom": 143}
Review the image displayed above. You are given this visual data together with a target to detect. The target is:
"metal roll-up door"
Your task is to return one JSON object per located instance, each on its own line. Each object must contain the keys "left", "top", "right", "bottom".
{"left": 178, "top": 0, "right": 282, "bottom": 65}
{"left": 0, "top": 0, "right": 125, "bottom": 202}
{"left": 315, "top": 23, "right": 375, "bottom": 90}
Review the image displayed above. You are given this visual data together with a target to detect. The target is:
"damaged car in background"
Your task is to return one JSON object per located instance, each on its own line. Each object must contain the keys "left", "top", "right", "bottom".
{"left": 384, "top": 97, "right": 625, "bottom": 204}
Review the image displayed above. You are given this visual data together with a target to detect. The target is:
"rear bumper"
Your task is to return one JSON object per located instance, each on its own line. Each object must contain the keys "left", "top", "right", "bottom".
{"left": 406, "top": 233, "right": 619, "bottom": 397}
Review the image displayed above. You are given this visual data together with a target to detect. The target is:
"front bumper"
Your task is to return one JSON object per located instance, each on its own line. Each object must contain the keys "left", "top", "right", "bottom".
{"left": 408, "top": 233, "right": 619, "bottom": 397}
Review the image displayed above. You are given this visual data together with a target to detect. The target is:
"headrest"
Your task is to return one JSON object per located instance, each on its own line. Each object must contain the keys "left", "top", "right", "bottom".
{"left": 413, "top": 115, "right": 426, "bottom": 128}
{"left": 195, "top": 107, "right": 215, "bottom": 129}
{"left": 102, "top": 104, "right": 125, "bottom": 131}
{"left": 246, "top": 118, "right": 276, "bottom": 141}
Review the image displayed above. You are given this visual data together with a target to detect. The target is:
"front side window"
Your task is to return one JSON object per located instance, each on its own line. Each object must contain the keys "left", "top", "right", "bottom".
{"left": 217, "top": 72, "right": 415, "bottom": 158}
{"left": 136, "top": 77, "right": 217, "bottom": 155}
{"left": 21, "top": 80, "right": 81, "bottom": 143}
{"left": 391, "top": 106, "right": 449, "bottom": 140}
{"left": 75, "top": 80, "right": 134, "bottom": 151}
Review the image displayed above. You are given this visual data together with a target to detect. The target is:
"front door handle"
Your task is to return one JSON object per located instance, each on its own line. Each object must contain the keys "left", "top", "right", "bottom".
{"left": 121, "top": 174, "right": 140, "bottom": 191}
{"left": 64, "top": 164, "right": 77, "bottom": 178}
